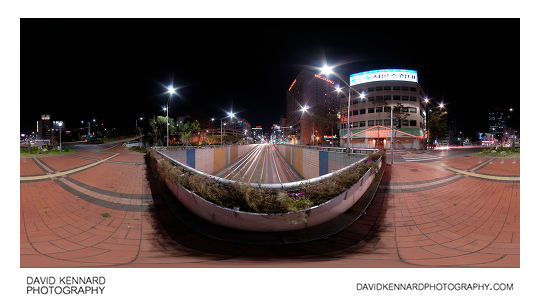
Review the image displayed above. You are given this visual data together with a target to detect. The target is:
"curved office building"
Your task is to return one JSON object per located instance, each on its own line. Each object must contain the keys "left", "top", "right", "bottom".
{"left": 339, "top": 69, "right": 427, "bottom": 150}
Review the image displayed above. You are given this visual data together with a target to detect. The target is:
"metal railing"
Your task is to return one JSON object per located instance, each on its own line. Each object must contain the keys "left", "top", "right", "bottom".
{"left": 156, "top": 149, "right": 381, "bottom": 190}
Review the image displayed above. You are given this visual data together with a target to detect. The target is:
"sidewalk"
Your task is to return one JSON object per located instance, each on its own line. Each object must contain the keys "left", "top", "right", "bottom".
{"left": 20, "top": 150, "right": 519, "bottom": 267}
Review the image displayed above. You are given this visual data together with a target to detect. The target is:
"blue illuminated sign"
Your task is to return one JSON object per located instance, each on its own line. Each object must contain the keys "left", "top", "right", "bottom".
{"left": 350, "top": 69, "right": 418, "bottom": 86}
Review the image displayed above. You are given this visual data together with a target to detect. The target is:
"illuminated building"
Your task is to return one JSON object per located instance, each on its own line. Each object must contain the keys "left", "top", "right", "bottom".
{"left": 488, "top": 107, "right": 512, "bottom": 140}
{"left": 37, "top": 114, "right": 53, "bottom": 140}
{"left": 286, "top": 70, "right": 340, "bottom": 145}
{"left": 340, "top": 69, "right": 427, "bottom": 149}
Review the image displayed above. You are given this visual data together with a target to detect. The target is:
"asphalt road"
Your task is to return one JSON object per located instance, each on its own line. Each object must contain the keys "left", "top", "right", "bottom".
{"left": 391, "top": 147, "right": 487, "bottom": 163}
{"left": 214, "top": 143, "right": 303, "bottom": 185}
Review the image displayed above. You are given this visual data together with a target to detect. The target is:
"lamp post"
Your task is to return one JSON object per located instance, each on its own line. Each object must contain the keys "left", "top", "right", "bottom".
{"left": 321, "top": 65, "right": 364, "bottom": 154}
{"left": 220, "top": 111, "right": 236, "bottom": 145}
{"left": 164, "top": 84, "right": 178, "bottom": 148}
{"left": 55, "top": 121, "right": 63, "bottom": 152}
{"left": 136, "top": 117, "right": 143, "bottom": 146}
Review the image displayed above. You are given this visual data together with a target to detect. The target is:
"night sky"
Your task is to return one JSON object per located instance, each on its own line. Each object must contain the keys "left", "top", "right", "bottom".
{"left": 21, "top": 19, "right": 519, "bottom": 138}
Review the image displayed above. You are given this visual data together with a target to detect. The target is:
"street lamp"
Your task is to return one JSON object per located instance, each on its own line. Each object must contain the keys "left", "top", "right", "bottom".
{"left": 136, "top": 117, "right": 143, "bottom": 146}
{"left": 321, "top": 64, "right": 358, "bottom": 154}
{"left": 164, "top": 83, "right": 178, "bottom": 148}
{"left": 55, "top": 121, "right": 63, "bottom": 152}
{"left": 220, "top": 110, "right": 236, "bottom": 145}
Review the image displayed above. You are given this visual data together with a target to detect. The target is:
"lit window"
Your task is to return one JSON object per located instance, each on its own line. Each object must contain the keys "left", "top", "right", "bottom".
{"left": 409, "top": 107, "right": 417, "bottom": 113}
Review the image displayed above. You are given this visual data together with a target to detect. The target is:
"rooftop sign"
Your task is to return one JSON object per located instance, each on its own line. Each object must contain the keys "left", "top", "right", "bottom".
{"left": 314, "top": 73, "right": 335, "bottom": 85}
{"left": 350, "top": 69, "right": 418, "bottom": 86}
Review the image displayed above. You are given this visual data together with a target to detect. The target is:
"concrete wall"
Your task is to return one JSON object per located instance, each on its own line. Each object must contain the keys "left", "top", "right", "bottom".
{"left": 163, "top": 156, "right": 382, "bottom": 232}
{"left": 276, "top": 144, "right": 365, "bottom": 179}
{"left": 161, "top": 144, "right": 257, "bottom": 174}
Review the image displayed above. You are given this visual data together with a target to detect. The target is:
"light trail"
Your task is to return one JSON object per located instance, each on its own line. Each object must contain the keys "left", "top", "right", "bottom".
{"left": 214, "top": 143, "right": 303, "bottom": 184}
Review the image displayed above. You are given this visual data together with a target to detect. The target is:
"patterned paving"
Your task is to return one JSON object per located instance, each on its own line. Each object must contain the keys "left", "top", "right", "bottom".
{"left": 20, "top": 145, "right": 519, "bottom": 267}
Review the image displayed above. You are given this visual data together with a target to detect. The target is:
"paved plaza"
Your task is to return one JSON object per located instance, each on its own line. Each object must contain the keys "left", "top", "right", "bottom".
{"left": 20, "top": 145, "right": 519, "bottom": 267}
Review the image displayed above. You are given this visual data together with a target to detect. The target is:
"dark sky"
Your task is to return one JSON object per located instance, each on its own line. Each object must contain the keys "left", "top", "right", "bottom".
{"left": 21, "top": 19, "right": 519, "bottom": 137}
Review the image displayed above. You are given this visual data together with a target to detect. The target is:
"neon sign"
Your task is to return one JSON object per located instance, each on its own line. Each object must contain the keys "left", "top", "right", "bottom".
{"left": 366, "top": 130, "right": 390, "bottom": 138}
{"left": 288, "top": 79, "right": 296, "bottom": 91}
{"left": 350, "top": 69, "right": 418, "bottom": 85}
{"left": 314, "top": 73, "right": 335, "bottom": 85}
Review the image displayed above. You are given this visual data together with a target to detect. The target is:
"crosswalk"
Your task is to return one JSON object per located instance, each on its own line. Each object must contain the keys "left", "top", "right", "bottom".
{"left": 400, "top": 153, "right": 444, "bottom": 162}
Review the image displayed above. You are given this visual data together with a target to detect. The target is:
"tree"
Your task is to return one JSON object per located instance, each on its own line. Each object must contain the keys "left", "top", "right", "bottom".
{"left": 384, "top": 103, "right": 411, "bottom": 148}
{"left": 149, "top": 116, "right": 178, "bottom": 146}
{"left": 427, "top": 110, "right": 448, "bottom": 145}
{"left": 179, "top": 120, "right": 200, "bottom": 145}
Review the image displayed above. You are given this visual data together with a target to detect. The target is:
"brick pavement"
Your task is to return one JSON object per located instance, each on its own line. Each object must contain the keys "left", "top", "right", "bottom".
{"left": 20, "top": 146, "right": 519, "bottom": 267}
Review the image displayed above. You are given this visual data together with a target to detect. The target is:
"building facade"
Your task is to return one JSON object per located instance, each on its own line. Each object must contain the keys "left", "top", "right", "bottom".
{"left": 37, "top": 114, "right": 52, "bottom": 140}
{"left": 488, "top": 107, "right": 512, "bottom": 140}
{"left": 285, "top": 70, "right": 340, "bottom": 145}
{"left": 339, "top": 69, "right": 427, "bottom": 150}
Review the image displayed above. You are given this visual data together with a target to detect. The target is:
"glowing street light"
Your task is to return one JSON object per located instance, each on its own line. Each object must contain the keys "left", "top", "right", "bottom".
{"left": 439, "top": 102, "right": 445, "bottom": 109}
{"left": 300, "top": 105, "right": 310, "bottom": 113}
{"left": 220, "top": 110, "right": 237, "bottom": 145}
{"left": 54, "top": 121, "right": 64, "bottom": 152}
{"left": 321, "top": 63, "right": 354, "bottom": 153}
{"left": 321, "top": 65, "right": 333, "bottom": 76}
{"left": 163, "top": 83, "right": 178, "bottom": 148}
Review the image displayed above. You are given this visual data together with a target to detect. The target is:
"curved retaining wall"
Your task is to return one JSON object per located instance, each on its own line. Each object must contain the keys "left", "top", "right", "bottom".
{"left": 162, "top": 157, "right": 382, "bottom": 232}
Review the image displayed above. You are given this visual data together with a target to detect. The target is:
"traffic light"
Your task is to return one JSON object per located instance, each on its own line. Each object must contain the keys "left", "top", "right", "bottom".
{"left": 395, "top": 118, "right": 401, "bottom": 129}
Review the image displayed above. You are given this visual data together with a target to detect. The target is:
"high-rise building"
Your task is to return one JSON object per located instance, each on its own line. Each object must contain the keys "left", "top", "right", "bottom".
{"left": 340, "top": 69, "right": 427, "bottom": 149}
{"left": 37, "top": 114, "right": 52, "bottom": 140}
{"left": 488, "top": 107, "right": 512, "bottom": 139}
{"left": 286, "top": 70, "right": 340, "bottom": 145}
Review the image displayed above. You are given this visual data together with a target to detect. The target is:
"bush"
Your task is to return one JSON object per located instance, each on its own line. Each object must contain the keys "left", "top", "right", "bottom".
{"left": 149, "top": 150, "right": 382, "bottom": 213}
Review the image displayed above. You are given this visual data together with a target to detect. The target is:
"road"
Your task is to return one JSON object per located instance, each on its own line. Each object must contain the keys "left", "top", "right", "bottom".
{"left": 214, "top": 143, "right": 303, "bottom": 184}
{"left": 391, "top": 147, "right": 487, "bottom": 163}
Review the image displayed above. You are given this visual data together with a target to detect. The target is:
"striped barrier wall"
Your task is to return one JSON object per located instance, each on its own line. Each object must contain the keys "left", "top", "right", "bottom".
{"left": 160, "top": 144, "right": 257, "bottom": 174}
{"left": 276, "top": 144, "right": 366, "bottom": 179}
